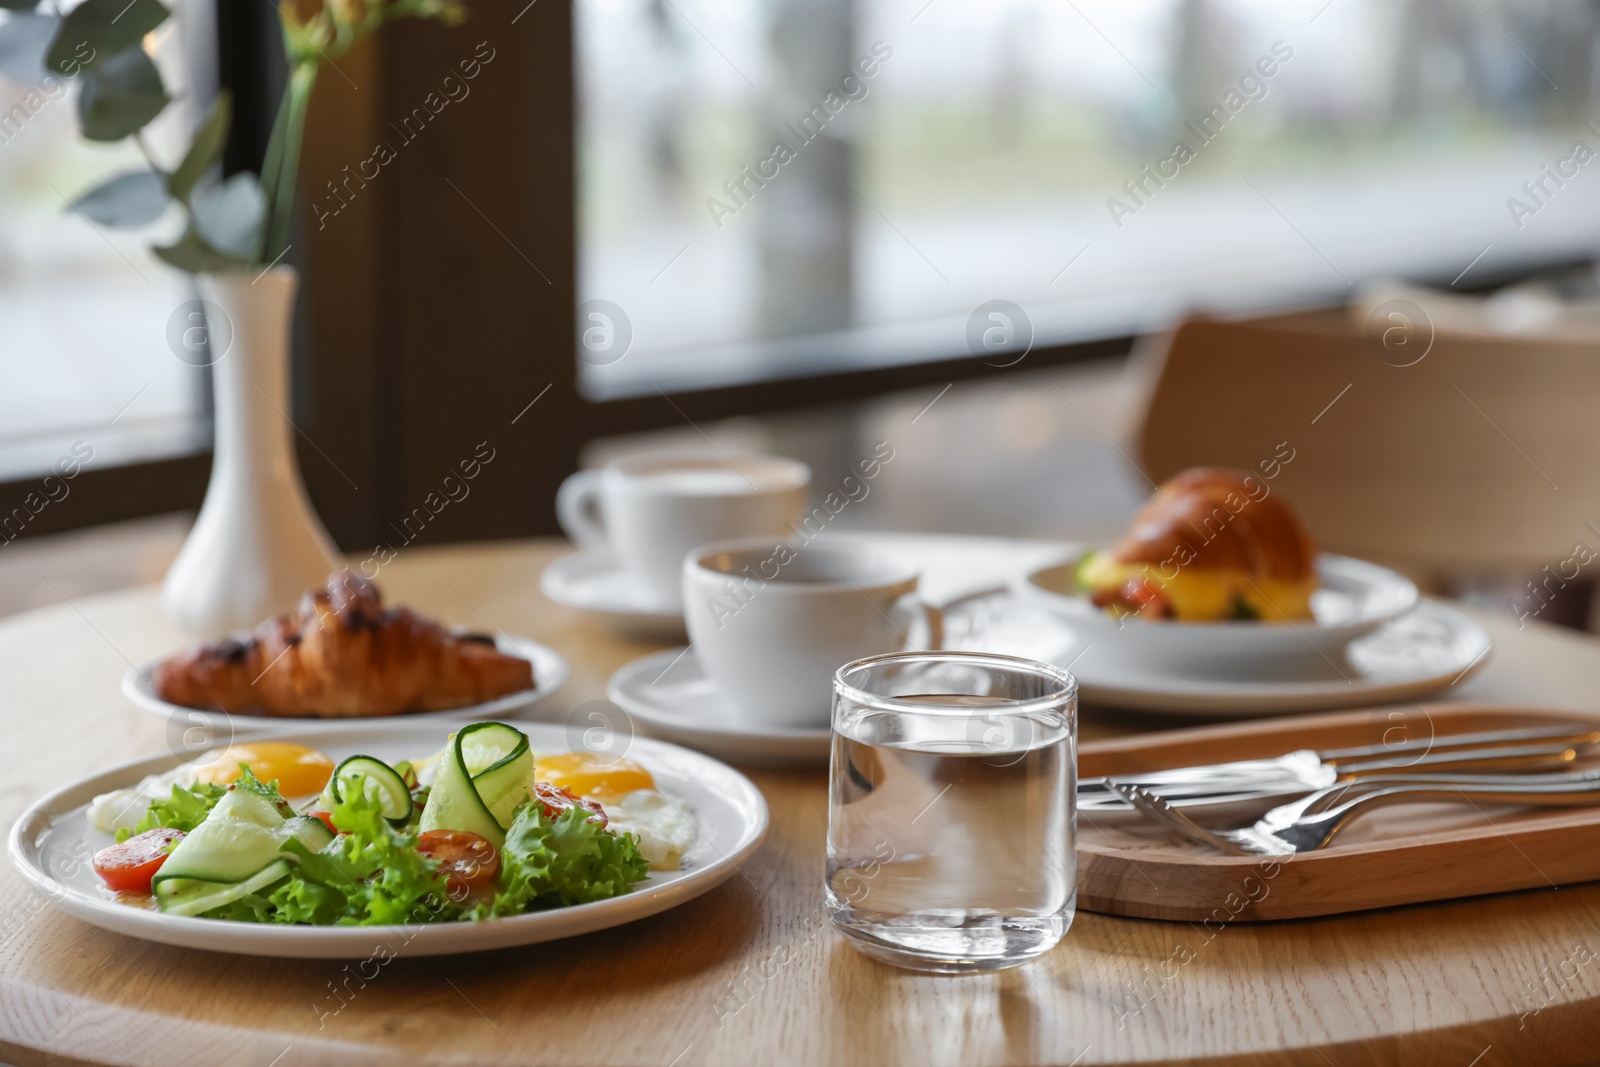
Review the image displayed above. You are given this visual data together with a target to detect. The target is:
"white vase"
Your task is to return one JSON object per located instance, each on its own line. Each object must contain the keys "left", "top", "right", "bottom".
{"left": 161, "top": 266, "right": 341, "bottom": 638}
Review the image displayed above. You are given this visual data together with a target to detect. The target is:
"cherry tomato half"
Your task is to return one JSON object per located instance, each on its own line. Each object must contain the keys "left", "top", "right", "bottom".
{"left": 415, "top": 830, "right": 500, "bottom": 896}
{"left": 93, "top": 827, "right": 185, "bottom": 894}
{"left": 534, "top": 782, "right": 607, "bottom": 827}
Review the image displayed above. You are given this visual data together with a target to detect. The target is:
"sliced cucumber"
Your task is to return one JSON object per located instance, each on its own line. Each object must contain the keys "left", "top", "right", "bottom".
{"left": 418, "top": 723, "right": 528, "bottom": 846}
{"left": 320, "top": 755, "right": 413, "bottom": 825}
{"left": 157, "top": 860, "right": 291, "bottom": 918}
{"left": 468, "top": 727, "right": 532, "bottom": 830}
{"left": 458, "top": 723, "right": 527, "bottom": 776}
{"left": 154, "top": 789, "right": 287, "bottom": 887}
{"left": 282, "top": 814, "right": 336, "bottom": 853}
{"left": 216, "top": 786, "right": 285, "bottom": 829}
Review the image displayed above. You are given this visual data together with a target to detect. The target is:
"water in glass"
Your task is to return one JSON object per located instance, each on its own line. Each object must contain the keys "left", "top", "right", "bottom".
{"left": 827, "top": 656, "right": 1076, "bottom": 974}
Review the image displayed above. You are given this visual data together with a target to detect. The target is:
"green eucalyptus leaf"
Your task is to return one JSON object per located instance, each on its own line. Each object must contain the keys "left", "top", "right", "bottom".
{"left": 0, "top": 12, "right": 59, "bottom": 84}
{"left": 0, "top": 1, "right": 43, "bottom": 11}
{"left": 46, "top": 0, "right": 167, "bottom": 75}
{"left": 68, "top": 169, "right": 167, "bottom": 226}
{"left": 191, "top": 172, "right": 264, "bottom": 260}
{"left": 167, "top": 90, "right": 230, "bottom": 202}
{"left": 76, "top": 45, "right": 166, "bottom": 141}
{"left": 152, "top": 226, "right": 251, "bottom": 274}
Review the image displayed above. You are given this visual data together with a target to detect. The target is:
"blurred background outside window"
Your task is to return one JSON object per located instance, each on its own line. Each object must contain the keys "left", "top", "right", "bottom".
{"left": 0, "top": 0, "right": 209, "bottom": 481}
{"left": 578, "top": 0, "right": 1600, "bottom": 397}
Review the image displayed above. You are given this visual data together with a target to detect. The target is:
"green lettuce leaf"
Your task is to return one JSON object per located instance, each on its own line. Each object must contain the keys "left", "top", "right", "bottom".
{"left": 283, "top": 778, "right": 456, "bottom": 927}
{"left": 265, "top": 875, "right": 344, "bottom": 925}
{"left": 116, "top": 780, "right": 227, "bottom": 842}
{"left": 469, "top": 802, "right": 648, "bottom": 919}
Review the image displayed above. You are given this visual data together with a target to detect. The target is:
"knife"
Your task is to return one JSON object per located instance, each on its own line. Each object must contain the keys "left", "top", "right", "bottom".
{"left": 1078, "top": 724, "right": 1600, "bottom": 814}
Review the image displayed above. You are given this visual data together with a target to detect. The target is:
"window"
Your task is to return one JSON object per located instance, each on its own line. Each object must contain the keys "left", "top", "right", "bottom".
{"left": 577, "top": 0, "right": 1600, "bottom": 399}
{"left": 0, "top": 0, "right": 210, "bottom": 482}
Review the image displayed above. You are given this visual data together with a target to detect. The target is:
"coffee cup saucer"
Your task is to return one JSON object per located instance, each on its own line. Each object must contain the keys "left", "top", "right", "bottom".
{"left": 541, "top": 548, "right": 686, "bottom": 636}
{"left": 607, "top": 647, "right": 831, "bottom": 768}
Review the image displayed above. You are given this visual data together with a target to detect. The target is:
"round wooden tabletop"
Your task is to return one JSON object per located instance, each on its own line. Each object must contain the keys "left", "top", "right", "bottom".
{"left": 3, "top": 539, "right": 1600, "bottom": 1067}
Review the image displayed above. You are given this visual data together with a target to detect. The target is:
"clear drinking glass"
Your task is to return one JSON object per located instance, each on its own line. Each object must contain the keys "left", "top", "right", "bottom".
{"left": 826, "top": 651, "right": 1077, "bottom": 974}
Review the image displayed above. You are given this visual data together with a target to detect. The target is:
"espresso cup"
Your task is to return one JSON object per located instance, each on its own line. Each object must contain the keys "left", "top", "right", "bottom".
{"left": 683, "top": 537, "right": 943, "bottom": 729}
{"left": 557, "top": 452, "right": 810, "bottom": 608}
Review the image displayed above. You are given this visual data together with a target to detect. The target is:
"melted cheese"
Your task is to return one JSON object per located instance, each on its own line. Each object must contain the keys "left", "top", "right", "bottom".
{"left": 1079, "top": 552, "right": 1314, "bottom": 622}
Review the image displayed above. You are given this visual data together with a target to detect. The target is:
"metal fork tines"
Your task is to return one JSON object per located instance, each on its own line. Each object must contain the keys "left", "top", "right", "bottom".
{"left": 1111, "top": 770, "right": 1600, "bottom": 856}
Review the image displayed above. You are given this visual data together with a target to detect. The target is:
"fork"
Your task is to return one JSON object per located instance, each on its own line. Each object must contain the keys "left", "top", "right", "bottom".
{"left": 1111, "top": 770, "right": 1600, "bottom": 856}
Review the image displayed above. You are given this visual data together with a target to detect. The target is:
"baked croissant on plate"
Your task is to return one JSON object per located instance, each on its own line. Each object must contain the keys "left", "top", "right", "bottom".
{"left": 153, "top": 573, "right": 535, "bottom": 717}
{"left": 1078, "top": 467, "right": 1317, "bottom": 622}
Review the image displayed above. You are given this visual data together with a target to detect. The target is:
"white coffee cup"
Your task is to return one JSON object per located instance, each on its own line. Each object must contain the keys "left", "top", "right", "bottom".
{"left": 683, "top": 536, "right": 943, "bottom": 729}
{"left": 557, "top": 451, "right": 810, "bottom": 608}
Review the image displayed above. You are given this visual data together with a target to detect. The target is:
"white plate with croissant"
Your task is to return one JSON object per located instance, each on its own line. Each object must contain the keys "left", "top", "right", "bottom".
{"left": 121, "top": 575, "right": 569, "bottom": 733}
{"left": 1015, "top": 468, "right": 1419, "bottom": 670}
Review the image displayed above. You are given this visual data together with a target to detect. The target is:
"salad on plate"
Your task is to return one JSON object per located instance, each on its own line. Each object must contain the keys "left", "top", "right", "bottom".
{"left": 84, "top": 722, "right": 696, "bottom": 925}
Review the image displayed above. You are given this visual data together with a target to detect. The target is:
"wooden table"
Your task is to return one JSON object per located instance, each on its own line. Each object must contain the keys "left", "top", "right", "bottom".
{"left": 4, "top": 539, "right": 1600, "bottom": 1066}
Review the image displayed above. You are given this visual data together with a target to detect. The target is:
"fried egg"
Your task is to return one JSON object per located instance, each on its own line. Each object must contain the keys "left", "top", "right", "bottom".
{"left": 87, "top": 743, "right": 334, "bottom": 835}
{"left": 190, "top": 742, "right": 336, "bottom": 798}
{"left": 533, "top": 752, "right": 697, "bottom": 869}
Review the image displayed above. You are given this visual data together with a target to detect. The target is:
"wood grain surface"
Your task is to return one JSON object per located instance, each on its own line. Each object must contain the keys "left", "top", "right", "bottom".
{"left": 4, "top": 539, "right": 1600, "bottom": 1066}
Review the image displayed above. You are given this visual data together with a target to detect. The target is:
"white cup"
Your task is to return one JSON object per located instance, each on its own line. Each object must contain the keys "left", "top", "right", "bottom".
{"left": 556, "top": 451, "right": 811, "bottom": 609}
{"left": 683, "top": 536, "right": 944, "bottom": 729}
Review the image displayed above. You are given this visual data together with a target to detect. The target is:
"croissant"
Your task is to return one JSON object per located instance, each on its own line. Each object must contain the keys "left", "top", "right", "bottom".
{"left": 1080, "top": 467, "right": 1317, "bottom": 621}
{"left": 153, "top": 574, "right": 535, "bottom": 717}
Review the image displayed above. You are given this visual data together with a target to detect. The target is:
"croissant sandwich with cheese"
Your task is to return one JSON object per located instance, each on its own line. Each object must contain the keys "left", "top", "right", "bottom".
{"left": 1077, "top": 467, "right": 1317, "bottom": 622}
{"left": 154, "top": 573, "right": 535, "bottom": 716}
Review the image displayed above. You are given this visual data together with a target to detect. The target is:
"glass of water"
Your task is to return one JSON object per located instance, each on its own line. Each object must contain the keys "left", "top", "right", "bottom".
{"left": 826, "top": 651, "right": 1077, "bottom": 974}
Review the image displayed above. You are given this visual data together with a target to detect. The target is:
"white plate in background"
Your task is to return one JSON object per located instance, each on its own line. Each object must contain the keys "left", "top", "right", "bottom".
{"left": 1015, "top": 553, "right": 1419, "bottom": 670}
{"left": 123, "top": 634, "right": 569, "bottom": 735}
{"left": 948, "top": 592, "right": 1491, "bottom": 716}
{"left": 540, "top": 548, "right": 686, "bottom": 636}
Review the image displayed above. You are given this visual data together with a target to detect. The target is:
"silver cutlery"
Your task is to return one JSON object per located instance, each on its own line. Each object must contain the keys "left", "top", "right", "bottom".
{"left": 1113, "top": 770, "right": 1600, "bottom": 856}
{"left": 1078, "top": 723, "right": 1600, "bottom": 814}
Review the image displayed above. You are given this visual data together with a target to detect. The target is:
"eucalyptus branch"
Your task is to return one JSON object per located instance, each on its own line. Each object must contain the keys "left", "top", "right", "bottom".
{"left": 42, "top": 0, "right": 467, "bottom": 273}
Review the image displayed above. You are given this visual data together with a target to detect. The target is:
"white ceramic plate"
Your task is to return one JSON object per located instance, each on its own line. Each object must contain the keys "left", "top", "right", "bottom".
{"left": 1015, "top": 553, "right": 1419, "bottom": 669}
{"left": 608, "top": 647, "right": 831, "bottom": 767}
{"left": 540, "top": 548, "right": 686, "bottom": 636}
{"left": 9, "top": 722, "right": 767, "bottom": 958}
{"left": 123, "top": 634, "right": 570, "bottom": 734}
{"left": 946, "top": 592, "right": 1491, "bottom": 716}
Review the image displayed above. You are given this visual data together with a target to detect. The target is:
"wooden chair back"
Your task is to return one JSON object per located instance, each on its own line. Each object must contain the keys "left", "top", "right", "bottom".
{"left": 1129, "top": 309, "right": 1600, "bottom": 575}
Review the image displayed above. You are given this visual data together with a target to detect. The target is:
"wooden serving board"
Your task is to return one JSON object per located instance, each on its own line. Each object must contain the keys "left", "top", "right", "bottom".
{"left": 1077, "top": 702, "right": 1600, "bottom": 921}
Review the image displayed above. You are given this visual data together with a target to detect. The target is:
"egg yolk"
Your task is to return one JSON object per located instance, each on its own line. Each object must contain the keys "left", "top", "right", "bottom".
{"left": 534, "top": 752, "right": 655, "bottom": 800}
{"left": 193, "top": 742, "right": 336, "bottom": 798}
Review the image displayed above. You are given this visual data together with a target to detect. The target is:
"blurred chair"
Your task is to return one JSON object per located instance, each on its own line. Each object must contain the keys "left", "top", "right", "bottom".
{"left": 1125, "top": 304, "right": 1600, "bottom": 625}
